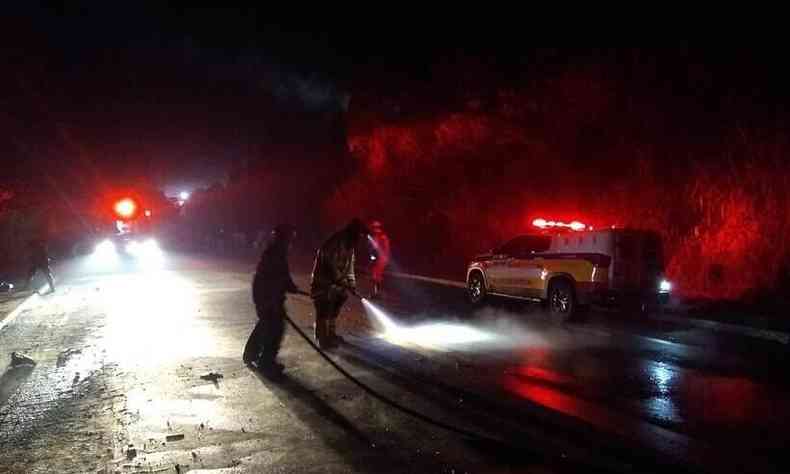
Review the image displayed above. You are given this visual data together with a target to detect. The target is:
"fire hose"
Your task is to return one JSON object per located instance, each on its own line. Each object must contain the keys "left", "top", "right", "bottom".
{"left": 283, "top": 290, "right": 505, "bottom": 444}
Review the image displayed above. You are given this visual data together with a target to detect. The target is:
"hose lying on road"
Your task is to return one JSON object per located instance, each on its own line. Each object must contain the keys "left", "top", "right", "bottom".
{"left": 282, "top": 312, "right": 504, "bottom": 443}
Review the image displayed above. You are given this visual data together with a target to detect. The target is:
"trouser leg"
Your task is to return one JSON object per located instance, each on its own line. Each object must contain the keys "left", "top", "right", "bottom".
{"left": 325, "top": 293, "right": 347, "bottom": 345}
{"left": 44, "top": 266, "right": 55, "bottom": 292}
{"left": 371, "top": 262, "right": 387, "bottom": 297}
{"left": 313, "top": 298, "right": 331, "bottom": 348}
{"left": 243, "top": 317, "right": 266, "bottom": 364}
{"left": 24, "top": 267, "right": 37, "bottom": 290}
{"left": 259, "top": 304, "right": 286, "bottom": 364}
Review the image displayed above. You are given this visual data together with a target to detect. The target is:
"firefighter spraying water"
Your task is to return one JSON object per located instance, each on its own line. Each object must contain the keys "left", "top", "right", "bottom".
{"left": 310, "top": 218, "right": 368, "bottom": 349}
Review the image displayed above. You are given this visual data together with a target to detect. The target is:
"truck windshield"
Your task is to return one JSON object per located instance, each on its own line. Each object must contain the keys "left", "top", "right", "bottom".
{"left": 498, "top": 235, "right": 552, "bottom": 257}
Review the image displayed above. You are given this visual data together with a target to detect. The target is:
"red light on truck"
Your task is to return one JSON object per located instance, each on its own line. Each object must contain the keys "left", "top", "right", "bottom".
{"left": 114, "top": 198, "right": 137, "bottom": 219}
{"left": 532, "top": 218, "right": 586, "bottom": 231}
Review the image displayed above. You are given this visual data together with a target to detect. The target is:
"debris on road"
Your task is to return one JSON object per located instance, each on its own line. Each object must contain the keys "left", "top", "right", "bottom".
{"left": 200, "top": 372, "right": 224, "bottom": 387}
{"left": 200, "top": 372, "right": 224, "bottom": 382}
{"left": 126, "top": 445, "right": 137, "bottom": 460}
{"left": 10, "top": 351, "right": 36, "bottom": 367}
{"left": 57, "top": 348, "right": 82, "bottom": 367}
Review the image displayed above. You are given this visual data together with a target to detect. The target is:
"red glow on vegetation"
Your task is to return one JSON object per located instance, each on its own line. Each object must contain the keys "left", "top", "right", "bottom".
{"left": 330, "top": 83, "right": 790, "bottom": 302}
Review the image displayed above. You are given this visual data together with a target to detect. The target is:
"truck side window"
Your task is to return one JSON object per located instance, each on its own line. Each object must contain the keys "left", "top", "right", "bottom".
{"left": 499, "top": 236, "right": 551, "bottom": 257}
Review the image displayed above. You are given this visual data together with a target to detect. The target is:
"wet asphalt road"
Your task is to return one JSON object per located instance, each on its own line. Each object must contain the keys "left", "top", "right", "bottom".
{"left": 359, "top": 275, "right": 790, "bottom": 473}
{"left": 0, "top": 253, "right": 590, "bottom": 474}
{"left": 1, "top": 252, "right": 788, "bottom": 473}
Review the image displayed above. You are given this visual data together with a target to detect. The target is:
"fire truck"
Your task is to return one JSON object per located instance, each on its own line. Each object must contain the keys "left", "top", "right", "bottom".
{"left": 92, "top": 196, "right": 162, "bottom": 263}
{"left": 466, "top": 219, "right": 671, "bottom": 320}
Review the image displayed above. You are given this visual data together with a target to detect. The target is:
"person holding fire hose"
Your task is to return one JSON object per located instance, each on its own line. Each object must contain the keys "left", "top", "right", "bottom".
{"left": 310, "top": 218, "right": 368, "bottom": 349}
{"left": 244, "top": 224, "right": 307, "bottom": 377}
{"left": 367, "top": 220, "right": 390, "bottom": 299}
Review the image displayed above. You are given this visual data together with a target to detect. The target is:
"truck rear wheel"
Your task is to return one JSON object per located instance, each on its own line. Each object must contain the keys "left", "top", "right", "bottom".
{"left": 548, "top": 279, "right": 576, "bottom": 322}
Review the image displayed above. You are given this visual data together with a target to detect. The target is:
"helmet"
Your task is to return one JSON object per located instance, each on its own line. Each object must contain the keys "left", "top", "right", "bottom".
{"left": 347, "top": 218, "right": 369, "bottom": 237}
{"left": 272, "top": 224, "right": 296, "bottom": 241}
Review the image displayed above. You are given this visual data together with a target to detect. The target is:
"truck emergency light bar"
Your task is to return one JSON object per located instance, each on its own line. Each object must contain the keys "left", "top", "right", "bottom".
{"left": 532, "top": 218, "right": 586, "bottom": 231}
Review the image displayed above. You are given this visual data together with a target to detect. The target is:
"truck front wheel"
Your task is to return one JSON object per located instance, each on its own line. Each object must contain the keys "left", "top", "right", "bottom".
{"left": 468, "top": 271, "right": 487, "bottom": 305}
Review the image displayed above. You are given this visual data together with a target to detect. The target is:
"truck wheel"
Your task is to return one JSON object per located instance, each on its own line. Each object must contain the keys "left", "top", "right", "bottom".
{"left": 468, "top": 272, "right": 487, "bottom": 304}
{"left": 549, "top": 279, "right": 576, "bottom": 322}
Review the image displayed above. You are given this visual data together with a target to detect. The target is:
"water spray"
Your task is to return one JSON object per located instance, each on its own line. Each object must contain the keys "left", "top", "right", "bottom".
{"left": 360, "top": 295, "right": 494, "bottom": 348}
{"left": 281, "top": 299, "right": 506, "bottom": 445}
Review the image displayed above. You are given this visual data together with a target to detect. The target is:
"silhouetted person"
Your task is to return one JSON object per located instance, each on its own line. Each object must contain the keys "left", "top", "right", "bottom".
{"left": 310, "top": 218, "right": 368, "bottom": 349}
{"left": 244, "top": 224, "right": 304, "bottom": 376}
{"left": 25, "top": 238, "right": 54, "bottom": 293}
{"left": 367, "top": 220, "right": 391, "bottom": 298}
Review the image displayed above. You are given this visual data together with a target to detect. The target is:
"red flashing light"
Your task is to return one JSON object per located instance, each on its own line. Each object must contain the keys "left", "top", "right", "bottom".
{"left": 114, "top": 198, "right": 137, "bottom": 219}
{"left": 144, "top": 209, "right": 152, "bottom": 217}
{"left": 532, "top": 218, "right": 586, "bottom": 232}
{"left": 569, "top": 221, "right": 586, "bottom": 231}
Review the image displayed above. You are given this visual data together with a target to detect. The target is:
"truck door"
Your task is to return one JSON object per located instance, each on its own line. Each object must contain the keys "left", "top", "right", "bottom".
{"left": 503, "top": 236, "right": 552, "bottom": 297}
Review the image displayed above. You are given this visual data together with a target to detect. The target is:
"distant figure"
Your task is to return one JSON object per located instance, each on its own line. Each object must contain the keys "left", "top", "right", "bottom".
{"left": 368, "top": 220, "right": 391, "bottom": 298}
{"left": 310, "top": 218, "right": 368, "bottom": 349}
{"left": 25, "top": 238, "right": 54, "bottom": 293}
{"left": 244, "top": 224, "right": 305, "bottom": 377}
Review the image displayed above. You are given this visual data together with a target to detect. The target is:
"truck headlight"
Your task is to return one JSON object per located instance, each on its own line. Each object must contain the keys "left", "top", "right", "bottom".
{"left": 659, "top": 279, "right": 672, "bottom": 293}
{"left": 91, "top": 239, "right": 119, "bottom": 265}
{"left": 95, "top": 239, "right": 116, "bottom": 255}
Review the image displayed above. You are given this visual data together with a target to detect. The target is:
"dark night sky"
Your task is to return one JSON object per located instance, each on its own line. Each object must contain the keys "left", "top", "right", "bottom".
{"left": 4, "top": 6, "right": 790, "bottom": 198}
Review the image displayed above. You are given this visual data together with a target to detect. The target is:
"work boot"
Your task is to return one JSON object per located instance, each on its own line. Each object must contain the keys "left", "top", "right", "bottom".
{"left": 328, "top": 320, "right": 344, "bottom": 346}
{"left": 315, "top": 320, "right": 333, "bottom": 350}
{"left": 257, "top": 360, "right": 284, "bottom": 379}
{"left": 257, "top": 359, "right": 284, "bottom": 371}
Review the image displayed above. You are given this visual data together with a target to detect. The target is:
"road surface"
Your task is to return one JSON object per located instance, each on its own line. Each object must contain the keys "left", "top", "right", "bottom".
{"left": 0, "top": 252, "right": 788, "bottom": 473}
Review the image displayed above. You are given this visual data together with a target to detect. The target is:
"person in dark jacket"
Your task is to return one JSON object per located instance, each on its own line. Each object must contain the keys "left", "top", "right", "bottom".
{"left": 244, "top": 224, "right": 304, "bottom": 375}
{"left": 310, "top": 218, "right": 368, "bottom": 349}
{"left": 25, "top": 238, "right": 55, "bottom": 293}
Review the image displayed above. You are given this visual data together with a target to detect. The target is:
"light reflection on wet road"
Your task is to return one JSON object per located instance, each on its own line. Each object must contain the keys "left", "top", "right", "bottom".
{"left": 95, "top": 271, "right": 210, "bottom": 367}
{"left": 2, "top": 254, "right": 789, "bottom": 473}
{"left": 366, "top": 276, "right": 790, "bottom": 471}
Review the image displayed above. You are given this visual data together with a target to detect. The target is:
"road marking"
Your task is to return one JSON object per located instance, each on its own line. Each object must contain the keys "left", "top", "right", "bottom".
{"left": 388, "top": 272, "right": 466, "bottom": 289}
{"left": 0, "top": 286, "right": 48, "bottom": 332}
{"left": 196, "top": 286, "right": 248, "bottom": 294}
{"left": 651, "top": 313, "right": 789, "bottom": 345}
